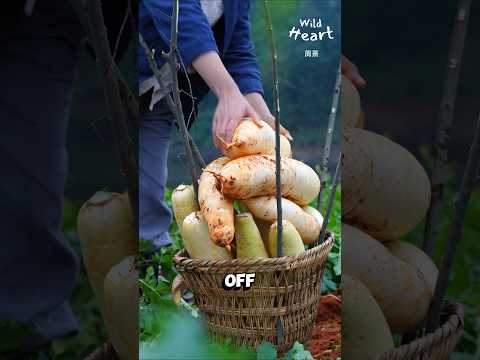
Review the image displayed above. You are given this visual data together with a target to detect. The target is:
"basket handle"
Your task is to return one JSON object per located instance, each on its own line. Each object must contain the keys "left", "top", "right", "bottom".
{"left": 171, "top": 274, "right": 186, "bottom": 307}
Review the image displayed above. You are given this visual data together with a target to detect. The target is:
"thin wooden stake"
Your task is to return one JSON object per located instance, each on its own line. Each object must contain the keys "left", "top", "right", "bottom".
{"left": 263, "top": 0, "right": 284, "bottom": 345}
{"left": 139, "top": 1, "right": 203, "bottom": 196}
{"left": 316, "top": 152, "right": 341, "bottom": 247}
{"left": 317, "top": 61, "right": 341, "bottom": 210}
{"left": 423, "top": 0, "right": 472, "bottom": 256}
{"left": 68, "top": 0, "right": 139, "bottom": 129}
{"left": 85, "top": 0, "right": 139, "bottom": 223}
{"left": 161, "top": 0, "right": 200, "bottom": 196}
{"left": 139, "top": 34, "right": 206, "bottom": 172}
{"left": 426, "top": 112, "right": 480, "bottom": 333}
{"left": 263, "top": 0, "right": 282, "bottom": 258}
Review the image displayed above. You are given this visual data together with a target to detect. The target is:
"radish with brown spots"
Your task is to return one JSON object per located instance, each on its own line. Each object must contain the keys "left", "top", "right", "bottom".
{"left": 244, "top": 196, "right": 320, "bottom": 244}
{"left": 198, "top": 157, "right": 235, "bottom": 249}
{"left": 224, "top": 118, "right": 292, "bottom": 159}
{"left": 217, "top": 155, "right": 320, "bottom": 206}
{"left": 342, "top": 223, "right": 432, "bottom": 333}
{"left": 343, "top": 127, "right": 431, "bottom": 240}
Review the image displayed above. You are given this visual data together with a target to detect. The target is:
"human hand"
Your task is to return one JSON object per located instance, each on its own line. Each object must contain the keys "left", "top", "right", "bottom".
{"left": 212, "top": 88, "right": 261, "bottom": 152}
{"left": 342, "top": 55, "right": 366, "bottom": 88}
{"left": 243, "top": 92, "right": 293, "bottom": 141}
{"left": 262, "top": 115, "right": 293, "bottom": 141}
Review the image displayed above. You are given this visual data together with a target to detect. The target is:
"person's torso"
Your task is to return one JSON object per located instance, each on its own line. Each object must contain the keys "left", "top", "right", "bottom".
{"left": 138, "top": 0, "right": 246, "bottom": 83}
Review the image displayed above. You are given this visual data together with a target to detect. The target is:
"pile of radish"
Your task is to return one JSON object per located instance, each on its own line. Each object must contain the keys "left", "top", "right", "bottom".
{"left": 77, "top": 191, "right": 138, "bottom": 360}
{"left": 340, "top": 77, "right": 438, "bottom": 359}
{"left": 172, "top": 118, "right": 323, "bottom": 260}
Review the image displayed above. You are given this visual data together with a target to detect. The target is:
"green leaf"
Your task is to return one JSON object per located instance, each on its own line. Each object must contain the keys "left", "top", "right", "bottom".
{"left": 333, "top": 256, "right": 342, "bottom": 276}
{"left": 256, "top": 342, "right": 277, "bottom": 360}
{"left": 285, "top": 342, "right": 314, "bottom": 360}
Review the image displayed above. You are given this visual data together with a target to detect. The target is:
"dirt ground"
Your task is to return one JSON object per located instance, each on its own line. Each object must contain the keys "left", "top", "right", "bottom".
{"left": 306, "top": 292, "right": 342, "bottom": 360}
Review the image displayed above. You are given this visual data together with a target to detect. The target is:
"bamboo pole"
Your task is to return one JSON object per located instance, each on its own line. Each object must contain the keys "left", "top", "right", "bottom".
{"left": 426, "top": 112, "right": 480, "bottom": 333}
{"left": 423, "top": 0, "right": 472, "bottom": 256}
{"left": 317, "top": 61, "right": 341, "bottom": 210}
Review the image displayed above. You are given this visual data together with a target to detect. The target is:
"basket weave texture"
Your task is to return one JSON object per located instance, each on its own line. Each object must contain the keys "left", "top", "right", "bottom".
{"left": 173, "top": 234, "right": 334, "bottom": 354}
{"left": 377, "top": 301, "right": 465, "bottom": 360}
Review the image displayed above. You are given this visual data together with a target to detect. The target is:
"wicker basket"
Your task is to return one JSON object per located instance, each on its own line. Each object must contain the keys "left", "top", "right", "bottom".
{"left": 84, "top": 343, "right": 117, "bottom": 360}
{"left": 377, "top": 301, "right": 465, "bottom": 360}
{"left": 173, "top": 234, "right": 334, "bottom": 354}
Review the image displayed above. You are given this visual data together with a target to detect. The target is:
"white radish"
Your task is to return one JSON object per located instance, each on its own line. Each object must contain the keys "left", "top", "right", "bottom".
{"left": 234, "top": 213, "right": 269, "bottom": 259}
{"left": 182, "top": 211, "right": 232, "bottom": 260}
{"left": 342, "top": 223, "right": 432, "bottom": 333}
{"left": 225, "top": 118, "right": 292, "bottom": 159}
{"left": 77, "top": 191, "right": 137, "bottom": 325}
{"left": 342, "top": 127, "right": 431, "bottom": 240}
{"left": 198, "top": 157, "right": 235, "bottom": 249}
{"left": 341, "top": 75, "right": 363, "bottom": 128}
{"left": 103, "top": 256, "right": 138, "bottom": 360}
{"left": 171, "top": 184, "right": 198, "bottom": 231}
{"left": 217, "top": 155, "right": 320, "bottom": 206}
{"left": 303, "top": 206, "right": 324, "bottom": 228}
{"left": 244, "top": 196, "right": 320, "bottom": 244}
{"left": 267, "top": 220, "right": 305, "bottom": 257}
{"left": 386, "top": 239, "right": 438, "bottom": 296}
{"left": 342, "top": 274, "right": 394, "bottom": 359}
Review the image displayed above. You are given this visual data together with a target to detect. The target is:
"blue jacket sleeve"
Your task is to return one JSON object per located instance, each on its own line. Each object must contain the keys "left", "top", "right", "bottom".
{"left": 143, "top": 0, "right": 219, "bottom": 67}
{"left": 223, "top": 1, "right": 264, "bottom": 96}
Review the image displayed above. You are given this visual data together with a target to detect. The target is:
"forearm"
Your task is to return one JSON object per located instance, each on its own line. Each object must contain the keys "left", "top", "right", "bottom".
{"left": 244, "top": 92, "right": 272, "bottom": 121}
{"left": 191, "top": 51, "right": 240, "bottom": 99}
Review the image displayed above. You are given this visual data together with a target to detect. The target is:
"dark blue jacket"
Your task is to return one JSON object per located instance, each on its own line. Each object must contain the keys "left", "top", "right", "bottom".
{"left": 139, "top": 0, "right": 264, "bottom": 98}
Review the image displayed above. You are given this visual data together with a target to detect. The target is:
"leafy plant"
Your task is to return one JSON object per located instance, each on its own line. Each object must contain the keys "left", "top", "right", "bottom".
{"left": 256, "top": 342, "right": 277, "bottom": 360}
{"left": 318, "top": 183, "right": 342, "bottom": 294}
{"left": 285, "top": 342, "right": 315, "bottom": 360}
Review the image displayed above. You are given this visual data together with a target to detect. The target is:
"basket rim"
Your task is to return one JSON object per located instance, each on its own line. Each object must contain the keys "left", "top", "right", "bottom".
{"left": 173, "top": 232, "right": 334, "bottom": 269}
{"left": 377, "top": 301, "right": 465, "bottom": 359}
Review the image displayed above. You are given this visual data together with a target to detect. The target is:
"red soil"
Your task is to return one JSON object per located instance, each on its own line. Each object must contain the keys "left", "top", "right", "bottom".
{"left": 306, "top": 292, "right": 342, "bottom": 360}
